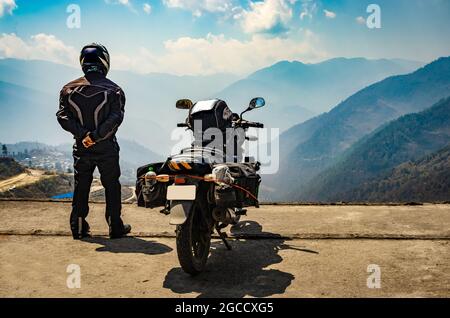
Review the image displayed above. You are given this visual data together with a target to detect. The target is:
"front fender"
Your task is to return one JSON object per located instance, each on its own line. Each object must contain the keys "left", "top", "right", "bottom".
{"left": 169, "top": 200, "right": 194, "bottom": 225}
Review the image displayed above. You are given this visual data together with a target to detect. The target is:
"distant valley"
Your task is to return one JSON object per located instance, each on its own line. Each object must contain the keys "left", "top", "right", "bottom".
{"left": 263, "top": 56, "right": 450, "bottom": 203}
{"left": 0, "top": 57, "right": 421, "bottom": 155}
{"left": 2, "top": 55, "right": 448, "bottom": 203}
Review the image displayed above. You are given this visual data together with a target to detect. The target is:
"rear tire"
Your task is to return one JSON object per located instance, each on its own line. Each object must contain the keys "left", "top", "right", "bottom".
{"left": 176, "top": 201, "right": 211, "bottom": 275}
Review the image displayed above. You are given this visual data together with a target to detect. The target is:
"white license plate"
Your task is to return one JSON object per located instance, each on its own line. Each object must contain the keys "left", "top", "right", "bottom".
{"left": 167, "top": 185, "right": 196, "bottom": 200}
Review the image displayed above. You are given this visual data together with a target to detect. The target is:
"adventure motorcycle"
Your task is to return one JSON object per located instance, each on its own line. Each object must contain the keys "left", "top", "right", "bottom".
{"left": 135, "top": 97, "right": 266, "bottom": 275}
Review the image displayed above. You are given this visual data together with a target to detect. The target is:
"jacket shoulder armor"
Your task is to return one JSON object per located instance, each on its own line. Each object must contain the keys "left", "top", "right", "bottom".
{"left": 60, "top": 77, "right": 88, "bottom": 95}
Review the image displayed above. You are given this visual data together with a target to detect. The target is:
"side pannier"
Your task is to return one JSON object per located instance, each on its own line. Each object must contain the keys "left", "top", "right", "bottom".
{"left": 136, "top": 162, "right": 169, "bottom": 208}
{"left": 212, "top": 163, "right": 261, "bottom": 208}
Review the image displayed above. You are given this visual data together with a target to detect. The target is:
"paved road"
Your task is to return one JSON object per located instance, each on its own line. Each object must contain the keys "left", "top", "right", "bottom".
{"left": 0, "top": 201, "right": 449, "bottom": 297}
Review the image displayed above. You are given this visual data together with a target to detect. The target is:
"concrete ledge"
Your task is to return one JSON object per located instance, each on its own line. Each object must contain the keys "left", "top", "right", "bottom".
{"left": 2, "top": 197, "right": 450, "bottom": 205}
{"left": 1, "top": 200, "right": 449, "bottom": 239}
{"left": 1, "top": 230, "right": 450, "bottom": 240}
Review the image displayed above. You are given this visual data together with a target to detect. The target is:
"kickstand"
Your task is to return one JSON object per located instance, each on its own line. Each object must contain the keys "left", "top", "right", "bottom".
{"left": 215, "top": 225, "right": 232, "bottom": 251}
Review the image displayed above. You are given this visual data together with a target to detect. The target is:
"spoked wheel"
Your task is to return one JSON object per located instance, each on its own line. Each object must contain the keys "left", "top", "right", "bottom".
{"left": 176, "top": 201, "right": 211, "bottom": 275}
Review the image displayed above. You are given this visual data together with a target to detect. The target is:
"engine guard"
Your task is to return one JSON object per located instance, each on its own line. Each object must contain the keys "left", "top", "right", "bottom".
{"left": 169, "top": 200, "right": 194, "bottom": 225}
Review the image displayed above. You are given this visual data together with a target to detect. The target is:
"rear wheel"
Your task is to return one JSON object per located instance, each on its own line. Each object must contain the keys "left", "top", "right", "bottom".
{"left": 176, "top": 201, "right": 211, "bottom": 275}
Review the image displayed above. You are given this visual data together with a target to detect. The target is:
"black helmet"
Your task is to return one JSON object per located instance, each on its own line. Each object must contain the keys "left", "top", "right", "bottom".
{"left": 80, "top": 43, "right": 110, "bottom": 75}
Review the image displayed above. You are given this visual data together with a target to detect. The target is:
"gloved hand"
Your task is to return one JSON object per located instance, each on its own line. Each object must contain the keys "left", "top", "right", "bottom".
{"left": 82, "top": 133, "right": 96, "bottom": 148}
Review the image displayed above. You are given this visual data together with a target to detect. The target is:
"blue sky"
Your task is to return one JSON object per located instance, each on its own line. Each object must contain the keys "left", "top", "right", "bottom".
{"left": 0, "top": 0, "right": 449, "bottom": 75}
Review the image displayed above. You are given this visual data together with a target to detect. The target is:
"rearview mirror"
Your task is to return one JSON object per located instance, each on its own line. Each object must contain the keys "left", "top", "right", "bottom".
{"left": 176, "top": 99, "right": 193, "bottom": 109}
{"left": 240, "top": 97, "right": 266, "bottom": 119}
{"left": 249, "top": 97, "right": 265, "bottom": 110}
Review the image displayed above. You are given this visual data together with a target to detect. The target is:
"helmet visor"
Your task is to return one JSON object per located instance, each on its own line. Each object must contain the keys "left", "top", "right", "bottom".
{"left": 81, "top": 47, "right": 102, "bottom": 64}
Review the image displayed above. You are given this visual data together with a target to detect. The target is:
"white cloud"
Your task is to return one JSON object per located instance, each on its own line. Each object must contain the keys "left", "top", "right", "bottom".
{"left": 143, "top": 3, "right": 152, "bottom": 14}
{"left": 237, "top": 0, "right": 294, "bottom": 34}
{"left": 0, "top": 33, "right": 78, "bottom": 66}
{"left": 0, "top": 0, "right": 17, "bottom": 17}
{"left": 163, "top": 0, "right": 234, "bottom": 17}
{"left": 163, "top": 0, "right": 298, "bottom": 34}
{"left": 104, "top": 0, "right": 137, "bottom": 13}
{"left": 299, "top": 0, "right": 317, "bottom": 20}
{"left": 0, "top": 32, "right": 327, "bottom": 76}
{"left": 114, "top": 31, "right": 327, "bottom": 75}
{"left": 356, "top": 16, "right": 366, "bottom": 25}
{"left": 105, "top": 0, "right": 131, "bottom": 6}
{"left": 323, "top": 9, "right": 336, "bottom": 19}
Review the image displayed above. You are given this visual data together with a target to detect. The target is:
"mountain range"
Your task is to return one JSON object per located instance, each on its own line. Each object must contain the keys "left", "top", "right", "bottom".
{"left": 352, "top": 145, "right": 450, "bottom": 203}
{"left": 0, "top": 57, "right": 421, "bottom": 155}
{"left": 264, "top": 56, "right": 450, "bottom": 201}
{"left": 300, "top": 97, "right": 450, "bottom": 202}
{"left": 0, "top": 58, "right": 238, "bottom": 154}
{"left": 216, "top": 58, "right": 422, "bottom": 130}
{"left": 2, "top": 55, "right": 447, "bottom": 202}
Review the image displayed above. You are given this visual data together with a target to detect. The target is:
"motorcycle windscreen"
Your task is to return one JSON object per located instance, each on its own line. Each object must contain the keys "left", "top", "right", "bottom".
{"left": 190, "top": 99, "right": 219, "bottom": 115}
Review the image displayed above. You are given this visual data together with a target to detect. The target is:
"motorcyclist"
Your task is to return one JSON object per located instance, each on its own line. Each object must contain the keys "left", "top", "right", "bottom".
{"left": 56, "top": 43, "right": 131, "bottom": 239}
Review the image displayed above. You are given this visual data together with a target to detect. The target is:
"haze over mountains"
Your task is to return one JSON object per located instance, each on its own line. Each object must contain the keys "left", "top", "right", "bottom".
{"left": 2, "top": 55, "right": 448, "bottom": 202}
{"left": 217, "top": 58, "right": 422, "bottom": 130}
{"left": 0, "top": 57, "right": 421, "bottom": 155}
{"left": 264, "top": 57, "right": 450, "bottom": 202}
{"left": 0, "top": 58, "right": 238, "bottom": 154}
{"left": 301, "top": 97, "right": 450, "bottom": 202}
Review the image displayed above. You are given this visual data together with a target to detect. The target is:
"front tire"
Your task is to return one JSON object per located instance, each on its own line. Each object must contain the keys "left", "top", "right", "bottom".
{"left": 176, "top": 201, "right": 211, "bottom": 275}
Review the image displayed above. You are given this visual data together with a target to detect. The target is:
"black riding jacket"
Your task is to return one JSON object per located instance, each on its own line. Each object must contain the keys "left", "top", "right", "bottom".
{"left": 57, "top": 72, "right": 125, "bottom": 155}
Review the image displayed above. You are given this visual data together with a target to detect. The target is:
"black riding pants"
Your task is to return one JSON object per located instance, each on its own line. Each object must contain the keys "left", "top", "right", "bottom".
{"left": 70, "top": 153, "right": 124, "bottom": 236}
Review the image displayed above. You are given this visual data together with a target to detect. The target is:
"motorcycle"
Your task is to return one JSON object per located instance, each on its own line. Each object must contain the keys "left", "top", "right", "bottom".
{"left": 135, "top": 97, "right": 266, "bottom": 275}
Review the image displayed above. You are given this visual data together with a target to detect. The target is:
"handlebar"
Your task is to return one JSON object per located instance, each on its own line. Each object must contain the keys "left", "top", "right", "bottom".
{"left": 247, "top": 122, "right": 264, "bottom": 129}
{"left": 178, "top": 121, "right": 264, "bottom": 129}
{"left": 236, "top": 120, "right": 264, "bottom": 129}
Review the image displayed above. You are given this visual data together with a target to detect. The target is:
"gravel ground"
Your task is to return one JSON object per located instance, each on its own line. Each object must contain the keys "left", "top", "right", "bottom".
{"left": 0, "top": 201, "right": 449, "bottom": 298}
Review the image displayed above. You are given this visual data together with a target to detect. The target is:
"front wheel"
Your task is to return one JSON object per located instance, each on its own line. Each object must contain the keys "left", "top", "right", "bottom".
{"left": 176, "top": 201, "right": 211, "bottom": 275}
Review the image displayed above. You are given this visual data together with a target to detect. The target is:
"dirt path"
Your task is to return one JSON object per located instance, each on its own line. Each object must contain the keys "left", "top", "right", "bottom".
{"left": 0, "top": 170, "right": 46, "bottom": 192}
{"left": 0, "top": 201, "right": 449, "bottom": 297}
